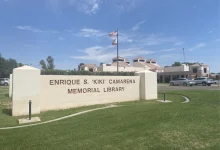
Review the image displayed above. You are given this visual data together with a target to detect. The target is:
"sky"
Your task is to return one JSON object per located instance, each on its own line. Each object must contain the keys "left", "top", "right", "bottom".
{"left": 0, "top": 0, "right": 219, "bottom": 72}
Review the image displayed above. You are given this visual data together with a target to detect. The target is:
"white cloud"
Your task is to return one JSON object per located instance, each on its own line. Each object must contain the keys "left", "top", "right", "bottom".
{"left": 71, "top": 45, "right": 153, "bottom": 62}
{"left": 59, "top": 36, "right": 65, "bottom": 40}
{"left": 50, "top": 30, "right": 59, "bottom": 34}
{"left": 208, "top": 30, "right": 213, "bottom": 34}
{"left": 14, "top": 26, "right": 42, "bottom": 32}
{"left": 133, "top": 34, "right": 178, "bottom": 46}
{"left": 188, "top": 43, "right": 206, "bottom": 51}
{"left": 23, "top": 44, "right": 36, "bottom": 48}
{"left": 64, "top": 29, "right": 73, "bottom": 33}
{"left": 132, "top": 20, "right": 145, "bottom": 31}
{"left": 47, "top": 0, "right": 102, "bottom": 15}
{"left": 159, "top": 48, "right": 176, "bottom": 52}
{"left": 174, "top": 42, "right": 184, "bottom": 46}
{"left": 76, "top": 28, "right": 106, "bottom": 37}
{"left": 68, "top": 0, "right": 102, "bottom": 15}
{"left": 116, "top": 0, "right": 141, "bottom": 13}
{"left": 159, "top": 54, "right": 182, "bottom": 59}
{"left": 72, "top": 46, "right": 114, "bottom": 62}
{"left": 39, "top": 41, "right": 48, "bottom": 43}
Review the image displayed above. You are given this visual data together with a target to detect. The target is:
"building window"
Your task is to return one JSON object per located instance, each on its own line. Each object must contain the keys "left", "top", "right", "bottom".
{"left": 119, "top": 59, "right": 124, "bottom": 62}
{"left": 139, "top": 60, "right": 145, "bottom": 62}
{"left": 133, "top": 60, "right": 138, "bottom": 62}
{"left": 89, "top": 69, "right": 93, "bottom": 72}
{"left": 193, "top": 68, "right": 197, "bottom": 73}
{"left": 151, "top": 62, "right": 156, "bottom": 64}
{"left": 113, "top": 59, "right": 124, "bottom": 62}
{"left": 204, "top": 68, "right": 207, "bottom": 73}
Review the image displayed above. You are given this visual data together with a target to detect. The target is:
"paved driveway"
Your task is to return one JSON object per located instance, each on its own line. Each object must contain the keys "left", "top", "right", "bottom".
{"left": 158, "top": 84, "right": 220, "bottom": 91}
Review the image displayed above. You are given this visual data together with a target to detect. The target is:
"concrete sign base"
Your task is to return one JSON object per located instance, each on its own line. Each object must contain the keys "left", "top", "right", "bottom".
{"left": 156, "top": 100, "right": 172, "bottom": 103}
{"left": 18, "top": 117, "right": 41, "bottom": 124}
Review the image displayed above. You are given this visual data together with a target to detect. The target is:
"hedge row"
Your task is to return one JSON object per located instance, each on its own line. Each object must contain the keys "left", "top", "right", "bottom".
{"left": 41, "top": 70, "right": 135, "bottom": 76}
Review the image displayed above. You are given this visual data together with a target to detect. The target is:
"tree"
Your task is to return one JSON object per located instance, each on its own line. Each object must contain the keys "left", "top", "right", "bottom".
{"left": 184, "top": 62, "right": 196, "bottom": 66}
{"left": 46, "top": 56, "right": 55, "bottom": 70}
{"left": 39, "top": 60, "right": 47, "bottom": 69}
{"left": 100, "top": 62, "right": 103, "bottom": 66}
{"left": 78, "top": 63, "right": 85, "bottom": 71}
{"left": 0, "top": 53, "right": 24, "bottom": 78}
{"left": 171, "top": 62, "right": 181, "bottom": 66}
{"left": 17, "top": 63, "right": 24, "bottom": 67}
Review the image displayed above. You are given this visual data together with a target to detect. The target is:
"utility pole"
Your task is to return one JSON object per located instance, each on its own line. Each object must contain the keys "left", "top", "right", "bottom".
{"left": 183, "top": 48, "right": 185, "bottom": 63}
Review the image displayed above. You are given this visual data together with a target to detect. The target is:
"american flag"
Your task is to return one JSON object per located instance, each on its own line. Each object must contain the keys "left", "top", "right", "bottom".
{"left": 109, "top": 31, "right": 118, "bottom": 36}
{"left": 112, "top": 39, "right": 117, "bottom": 45}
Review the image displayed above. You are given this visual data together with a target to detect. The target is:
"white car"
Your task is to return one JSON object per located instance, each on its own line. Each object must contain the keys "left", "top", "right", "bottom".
{"left": 213, "top": 80, "right": 220, "bottom": 84}
{"left": 0, "top": 78, "right": 10, "bottom": 86}
{"left": 170, "top": 78, "right": 196, "bottom": 86}
{"left": 194, "top": 77, "right": 214, "bottom": 86}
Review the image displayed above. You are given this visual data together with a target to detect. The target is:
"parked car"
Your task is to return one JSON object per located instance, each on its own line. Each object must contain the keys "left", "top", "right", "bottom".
{"left": 170, "top": 78, "right": 196, "bottom": 86}
{"left": 0, "top": 78, "right": 10, "bottom": 86}
{"left": 213, "top": 80, "right": 220, "bottom": 84}
{"left": 193, "top": 77, "right": 214, "bottom": 86}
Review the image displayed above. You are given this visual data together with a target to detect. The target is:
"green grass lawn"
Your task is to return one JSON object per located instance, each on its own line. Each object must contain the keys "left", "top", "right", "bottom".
{"left": 0, "top": 86, "right": 220, "bottom": 150}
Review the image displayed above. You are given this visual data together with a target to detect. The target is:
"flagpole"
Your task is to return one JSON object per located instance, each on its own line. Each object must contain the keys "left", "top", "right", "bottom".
{"left": 117, "top": 28, "right": 119, "bottom": 72}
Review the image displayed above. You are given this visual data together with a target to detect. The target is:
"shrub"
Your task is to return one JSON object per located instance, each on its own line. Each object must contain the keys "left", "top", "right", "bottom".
{"left": 41, "top": 70, "right": 135, "bottom": 76}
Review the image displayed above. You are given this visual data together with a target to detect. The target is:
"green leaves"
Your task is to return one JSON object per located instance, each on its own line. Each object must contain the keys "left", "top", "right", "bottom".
{"left": 0, "top": 54, "right": 23, "bottom": 78}
{"left": 41, "top": 70, "right": 135, "bottom": 76}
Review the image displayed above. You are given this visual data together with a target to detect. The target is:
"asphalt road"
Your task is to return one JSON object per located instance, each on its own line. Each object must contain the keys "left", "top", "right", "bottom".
{"left": 158, "top": 84, "right": 220, "bottom": 91}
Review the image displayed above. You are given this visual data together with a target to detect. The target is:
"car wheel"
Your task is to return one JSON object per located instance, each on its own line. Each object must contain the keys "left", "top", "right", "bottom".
{"left": 183, "top": 82, "right": 187, "bottom": 86}
{"left": 202, "top": 82, "right": 206, "bottom": 86}
{"left": 170, "top": 82, "right": 174, "bottom": 86}
{"left": 4, "top": 83, "right": 8, "bottom": 86}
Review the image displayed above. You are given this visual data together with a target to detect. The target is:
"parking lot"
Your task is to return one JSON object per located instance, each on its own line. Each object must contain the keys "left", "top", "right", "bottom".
{"left": 158, "top": 84, "right": 220, "bottom": 91}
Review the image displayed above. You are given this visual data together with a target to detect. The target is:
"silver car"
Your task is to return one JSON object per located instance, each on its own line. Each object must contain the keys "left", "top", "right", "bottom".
{"left": 194, "top": 77, "right": 214, "bottom": 86}
{"left": 170, "top": 78, "right": 196, "bottom": 86}
{"left": 213, "top": 80, "right": 220, "bottom": 84}
{"left": 0, "top": 78, "right": 10, "bottom": 86}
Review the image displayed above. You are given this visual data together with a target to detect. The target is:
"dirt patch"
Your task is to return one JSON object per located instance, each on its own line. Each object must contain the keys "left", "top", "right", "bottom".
{"left": 191, "top": 141, "right": 210, "bottom": 149}
{"left": 0, "top": 102, "right": 12, "bottom": 106}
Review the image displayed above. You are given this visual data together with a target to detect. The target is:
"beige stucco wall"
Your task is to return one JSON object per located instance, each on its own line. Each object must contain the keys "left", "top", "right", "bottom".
{"left": 98, "top": 64, "right": 147, "bottom": 72}
{"left": 40, "top": 75, "right": 140, "bottom": 111}
{"left": 133, "top": 62, "right": 145, "bottom": 68}
{"left": 189, "top": 66, "right": 210, "bottom": 76}
{"left": 11, "top": 66, "right": 158, "bottom": 116}
{"left": 135, "top": 70, "right": 157, "bottom": 100}
{"left": 9, "top": 74, "right": 12, "bottom": 98}
{"left": 164, "top": 65, "right": 189, "bottom": 72}
{"left": 12, "top": 66, "right": 40, "bottom": 116}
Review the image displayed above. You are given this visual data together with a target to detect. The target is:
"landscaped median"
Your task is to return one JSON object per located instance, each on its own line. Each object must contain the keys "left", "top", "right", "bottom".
{"left": 0, "top": 86, "right": 220, "bottom": 149}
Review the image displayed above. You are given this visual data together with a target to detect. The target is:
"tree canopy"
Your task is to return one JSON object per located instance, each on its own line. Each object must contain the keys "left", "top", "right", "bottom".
{"left": 171, "top": 62, "right": 182, "bottom": 66}
{"left": 39, "top": 56, "right": 55, "bottom": 70}
{"left": 0, "top": 53, "right": 24, "bottom": 78}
